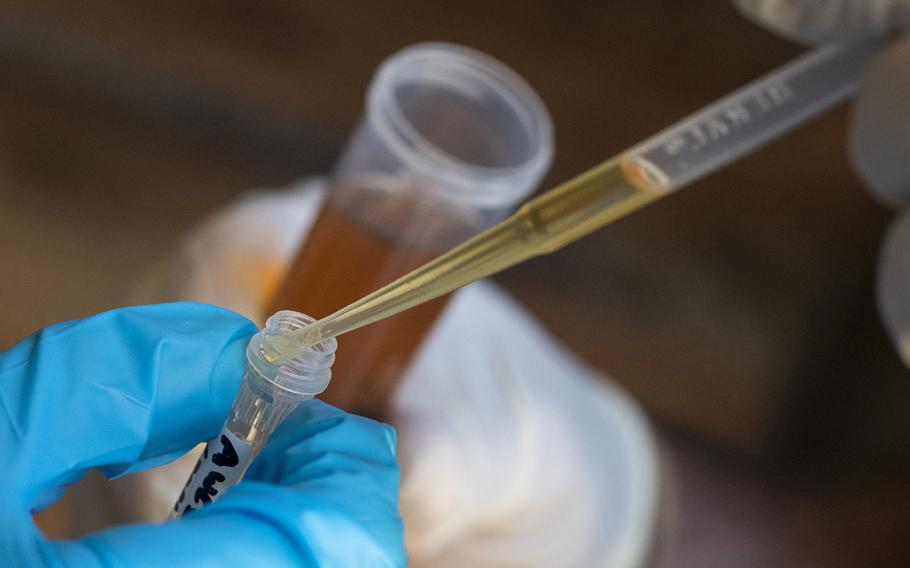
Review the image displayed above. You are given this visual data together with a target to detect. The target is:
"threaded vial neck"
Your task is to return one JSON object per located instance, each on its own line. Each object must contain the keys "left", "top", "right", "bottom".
{"left": 246, "top": 311, "right": 337, "bottom": 399}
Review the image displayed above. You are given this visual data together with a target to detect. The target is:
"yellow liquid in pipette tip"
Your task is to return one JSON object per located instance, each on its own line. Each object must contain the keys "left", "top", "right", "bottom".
{"left": 263, "top": 156, "right": 667, "bottom": 363}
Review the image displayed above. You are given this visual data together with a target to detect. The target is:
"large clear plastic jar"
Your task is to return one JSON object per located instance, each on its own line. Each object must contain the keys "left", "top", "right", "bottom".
{"left": 269, "top": 42, "right": 553, "bottom": 416}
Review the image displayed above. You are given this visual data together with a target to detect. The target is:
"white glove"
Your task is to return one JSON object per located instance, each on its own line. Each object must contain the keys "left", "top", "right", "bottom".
{"left": 734, "top": 0, "right": 910, "bottom": 44}
{"left": 736, "top": 0, "right": 910, "bottom": 366}
{"left": 735, "top": 0, "right": 910, "bottom": 206}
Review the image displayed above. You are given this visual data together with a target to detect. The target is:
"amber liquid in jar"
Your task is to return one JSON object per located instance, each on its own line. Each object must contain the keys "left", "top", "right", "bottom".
{"left": 267, "top": 188, "right": 457, "bottom": 417}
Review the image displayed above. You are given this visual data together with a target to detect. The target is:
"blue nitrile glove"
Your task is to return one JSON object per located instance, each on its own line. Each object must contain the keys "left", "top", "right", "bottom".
{"left": 0, "top": 303, "right": 406, "bottom": 567}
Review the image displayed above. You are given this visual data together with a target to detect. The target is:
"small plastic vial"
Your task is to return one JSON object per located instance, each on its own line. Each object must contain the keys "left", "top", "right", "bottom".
{"left": 171, "top": 310, "right": 337, "bottom": 518}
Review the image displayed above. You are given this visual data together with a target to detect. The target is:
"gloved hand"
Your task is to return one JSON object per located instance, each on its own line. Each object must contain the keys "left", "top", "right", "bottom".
{"left": 0, "top": 303, "right": 405, "bottom": 567}
{"left": 735, "top": 1, "right": 910, "bottom": 367}
{"left": 734, "top": 0, "right": 910, "bottom": 206}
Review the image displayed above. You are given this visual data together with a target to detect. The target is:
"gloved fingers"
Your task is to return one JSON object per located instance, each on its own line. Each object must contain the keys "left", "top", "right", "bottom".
{"left": 246, "top": 399, "right": 398, "bottom": 486}
{"left": 734, "top": 0, "right": 910, "bottom": 44}
{"left": 242, "top": 400, "right": 404, "bottom": 563}
{"left": 45, "top": 509, "right": 318, "bottom": 568}
{"left": 0, "top": 303, "right": 255, "bottom": 509}
{"left": 849, "top": 35, "right": 910, "bottom": 206}
{"left": 44, "top": 401, "right": 406, "bottom": 567}
{"left": 46, "top": 484, "right": 405, "bottom": 567}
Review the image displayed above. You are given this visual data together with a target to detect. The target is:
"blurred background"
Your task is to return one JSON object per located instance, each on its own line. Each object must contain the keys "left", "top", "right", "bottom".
{"left": 3, "top": 1, "right": 910, "bottom": 565}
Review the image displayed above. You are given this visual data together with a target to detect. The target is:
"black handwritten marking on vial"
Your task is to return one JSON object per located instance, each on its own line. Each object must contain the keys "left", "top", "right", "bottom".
{"left": 212, "top": 435, "right": 239, "bottom": 467}
{"left": 194, "top": 471, "right": 227, "bottom": 505}
{"left": 172, "top": 427, "right": 253, "bottom": 517}
{"left": 174, "top": 489, "right": 186, "bottom": 512}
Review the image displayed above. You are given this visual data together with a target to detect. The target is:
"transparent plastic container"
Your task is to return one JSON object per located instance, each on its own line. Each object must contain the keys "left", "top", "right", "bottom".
{"left": 269, "top": 42, "right": 553, "bottom": 416}
{"left": 334, "top": 42, "right": 554, "bottom": 241}
{"left": 171, "top": 311, "right": 336, "bottom": 518}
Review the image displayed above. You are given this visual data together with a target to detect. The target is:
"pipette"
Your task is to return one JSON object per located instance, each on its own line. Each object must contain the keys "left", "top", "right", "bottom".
{"left": 261, "top": 43, "right": 869, "bottom": 363}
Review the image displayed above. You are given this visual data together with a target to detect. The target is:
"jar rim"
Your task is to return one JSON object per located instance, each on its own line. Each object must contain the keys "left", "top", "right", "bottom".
{"left": 247, "top": 311, "right": 336, "bottom": 398}
{"left": 367, "top": 42, "right": 554, "bottom": 209}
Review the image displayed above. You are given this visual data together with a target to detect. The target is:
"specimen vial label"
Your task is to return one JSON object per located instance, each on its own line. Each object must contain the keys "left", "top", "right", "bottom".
{"left": 172, "top": 427, "right": 253, "bottom": 517}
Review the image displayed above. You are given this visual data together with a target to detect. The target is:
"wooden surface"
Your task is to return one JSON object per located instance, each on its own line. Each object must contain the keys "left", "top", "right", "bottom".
{"left": 2, "top": 1, "right": 910, "bottom": 564}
